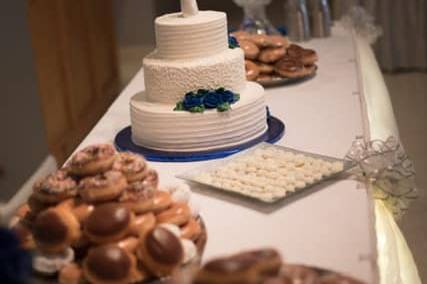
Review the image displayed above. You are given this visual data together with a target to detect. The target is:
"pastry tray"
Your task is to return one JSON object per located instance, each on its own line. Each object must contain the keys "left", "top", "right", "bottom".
{"left": 177, "top": 143, "right": 355, "bottom": 204}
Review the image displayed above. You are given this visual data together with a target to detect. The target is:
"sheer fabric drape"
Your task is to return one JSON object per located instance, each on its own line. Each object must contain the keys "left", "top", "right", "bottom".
{"left": 330, "top": 0, "right": 427, "bottom": 71}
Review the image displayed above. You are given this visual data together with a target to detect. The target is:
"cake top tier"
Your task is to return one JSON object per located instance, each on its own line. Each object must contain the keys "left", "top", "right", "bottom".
{"left": 155, "top": 10, "right": 228, "bottom": 60}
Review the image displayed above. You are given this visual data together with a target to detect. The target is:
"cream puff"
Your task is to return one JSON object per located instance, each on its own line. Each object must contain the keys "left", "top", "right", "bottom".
{"left": 112, "top": 152, "right": 147, "bottom": 183}
{"left": 83, "top": 244, "right": 144, "bottom": 284}
{"left": 137, "top": 226, "right": 184, "bottom": 277}
{"left": 68, "top": 144, "right": 116, "bottom": 176}
{"left": 78, "top": 170, "right": 127, "bottom": 203}
{"left": 33, "top": 170, "right": 77, "bottom": 204}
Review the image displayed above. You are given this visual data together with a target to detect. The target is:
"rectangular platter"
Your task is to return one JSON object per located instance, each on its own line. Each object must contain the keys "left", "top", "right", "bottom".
{"left": 178, "top": 143, "right": 355, "bottom": 204}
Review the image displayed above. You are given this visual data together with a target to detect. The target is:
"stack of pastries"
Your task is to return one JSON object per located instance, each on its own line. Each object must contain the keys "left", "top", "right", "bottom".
{"left": 173, "top": 249, "right": 364, "bottom": 284}
{"left": 231, "top": 31, "right": 318, "bottom": 82}
{"left": 9, "top": 144, "right": 206, "bottom": 284}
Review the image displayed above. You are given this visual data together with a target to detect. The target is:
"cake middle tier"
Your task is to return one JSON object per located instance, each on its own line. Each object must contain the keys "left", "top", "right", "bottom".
{"left": 143, "top": 48, "right": 246, "bottom": 104}
{"left": 130, "top": 82, "right": 267, "bottom": 152}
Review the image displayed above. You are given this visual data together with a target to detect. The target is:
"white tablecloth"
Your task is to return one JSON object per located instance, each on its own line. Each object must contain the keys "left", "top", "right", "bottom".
{"left": 70, "top": 25, "right": 377, "bottom": 283}
{"left": 7, "top": 25, "right": 423, "bottom": 283}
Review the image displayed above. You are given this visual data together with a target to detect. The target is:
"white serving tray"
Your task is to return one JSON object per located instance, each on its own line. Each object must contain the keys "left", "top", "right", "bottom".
{"left": 178, "top": 143, "right": 355, "bottom": 204}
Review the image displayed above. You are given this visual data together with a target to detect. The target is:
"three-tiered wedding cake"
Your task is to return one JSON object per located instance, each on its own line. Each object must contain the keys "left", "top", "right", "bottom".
{"left": 130, "top": 0, "right": 267, "bottom": 152}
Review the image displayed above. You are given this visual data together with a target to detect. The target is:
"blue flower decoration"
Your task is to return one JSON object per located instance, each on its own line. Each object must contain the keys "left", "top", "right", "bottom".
{"left": 204, "top": 91, "right": 221, "bottom": 109}
{"left": 174, "top": 87, "right": 240, "bottom": 113}
{"left": 0, "top": 228, "right": 32, "bottom": 283}
{"left": 228, "top": 35, "right": 240, "bottom": 49}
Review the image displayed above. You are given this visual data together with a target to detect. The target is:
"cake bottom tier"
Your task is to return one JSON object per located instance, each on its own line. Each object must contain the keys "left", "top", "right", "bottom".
{"left": 130, "top": 82, "right": 267, "bottom": 152}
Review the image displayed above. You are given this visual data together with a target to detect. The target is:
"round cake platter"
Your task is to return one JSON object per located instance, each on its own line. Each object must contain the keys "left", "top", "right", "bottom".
{"left": 258, "top": 66, "right": 318, "bottom": 88}
{"left": 115, "top": 116, "right": 285, "bottom": 162}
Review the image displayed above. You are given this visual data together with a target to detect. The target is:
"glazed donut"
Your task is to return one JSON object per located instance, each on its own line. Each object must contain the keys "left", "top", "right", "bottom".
{"left": 257, "top": 74, "right": 274, "bottom": 83}
{"left": 235, "top": 249, "right": 282, "bottom": 278}
{"left": 78, "top": 170, "right": 127, "bottom": 203}
{"left": 156, "top": 203, "right": 191, "bottom": 226}
{"left": 28, "top": 193, "right": 50, "bottom": 216}
{"left": 319, "top": 273, "right": 364, "bottom": 284}
{"left": 84, "top": 203, "right": 133, "bottom": 244}
{"left": 281, "top": 264, "right": 319, "bottom": 283}
{"left": 258, "top": 47, "right": 286, "bottom": 64}
{"left": 83, "top": 244, "right": 145, "bottom": 284}
{"left": 129, "top": 212, "right": 157, "bottom": 237}
{"left": 151, "top": 191, "right": 173, "bottom": 213}
{"left": 117, "top": 237, "right": 140, "bottom": 253}
{"left": 32, "top": 206, "right": 81, "bottom": 254}
{"left": 33, "top": 170, "right": 77, "bottom": 204}
{"left": 195, "top": 256, "right": 259, "bottom": 284}
{"left": 112, "top": 152, "right": 147, "bottom": 183}
{"left": 59, "top": 263, "right": 83, "bottom": 284}
{"left": 245, "top": 60, "right": 260, "bottom": 81}
{"left": 263, "top": 276, "right": 292, "bottom": 284}
{"left": 140, "top": 168, "right": 159, "bottom": 191}
{"left": 69, "top": 144, "right": 116, "bottom": 176}
{"left": 268, "top": 35, "right": 289, "bottom": 48}
{"left": 120, "top": 181, "right": 156, "bottom": 214}
{"left": 274, "top": 56, "right": 308, "bottom": 78}
{"left": 231, "top": 31, "right": 250, "bottom": 41}
{"left": 256, "top": 62, "right": 275, "bottom": 74}
{"left": 137, "top": 226, "right": 184, "bottom": 277}
{"left": 249, "top": 34, "right": 274, "bottom": 48}
{"left": 180, "top": 218, "right": 202, "bottom": 241}
{"left": 239, "top": 40, "right": 260, "bottom": 60}
{"left": 287, "top": 44, "right": 318, "bottom": 65}
{"left": 55, "top": 198, "right": 95, "bottom": 224}
{"left": 11, "top": 220, "right": 35, "bottom": 250}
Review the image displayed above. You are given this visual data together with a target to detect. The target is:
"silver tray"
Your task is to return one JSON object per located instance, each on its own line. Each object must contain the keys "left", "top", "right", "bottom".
{"left": 178, "top": 143, "right": 355, "bottom": 204}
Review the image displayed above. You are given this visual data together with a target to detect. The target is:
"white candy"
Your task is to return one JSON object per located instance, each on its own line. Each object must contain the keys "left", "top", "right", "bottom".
{"left": 189, "top": 200, "right": 201, "bottom": 217}
{"left": 171, "top": 184, "right": 192, "bottom": 204}
{"left": 33, "top": 247, "right": 74, "bottom": 275}
{"left": 159, "top": 223, "right": 182, "bottom": 238}
{"left": 181, "top": 239, "right": 198, "bottom": 264}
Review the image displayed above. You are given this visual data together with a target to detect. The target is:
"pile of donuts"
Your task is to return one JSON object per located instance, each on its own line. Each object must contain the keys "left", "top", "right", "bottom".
{"left": 9, "top": 144, "right": 205, "bottom": 284}
{"left": 231, "top": 31, "right": 318, "bottom": 83}
{"left": 173, "top": 249, "right": 364, "bottom": 284}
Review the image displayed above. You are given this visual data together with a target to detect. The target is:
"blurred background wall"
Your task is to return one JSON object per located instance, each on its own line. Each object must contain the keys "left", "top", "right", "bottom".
{"left": 0, "top": 1, "right": 48, "bottom": 202}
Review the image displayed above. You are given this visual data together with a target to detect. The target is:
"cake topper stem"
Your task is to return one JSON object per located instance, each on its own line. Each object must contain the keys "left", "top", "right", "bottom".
{"left": 180, "top": 0, "right": 199, "bottom": 17}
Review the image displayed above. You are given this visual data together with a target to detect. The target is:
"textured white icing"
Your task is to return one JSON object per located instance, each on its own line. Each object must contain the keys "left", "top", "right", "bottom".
{"left": 144, "top": 48, "right": 246, "bottom": 104}
{"left": 155, "top": 11, "right": 228, "bottom": 60}
{"left": 130, "top": 82, "right": 267, "bottom": 152}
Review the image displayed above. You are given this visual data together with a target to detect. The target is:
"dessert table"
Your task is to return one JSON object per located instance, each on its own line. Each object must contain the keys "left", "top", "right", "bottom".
{"left": 4, "top": 24, "right": 421, "bottom": 283}
{"left": 75, "top": 25, "right": 377, "bottom": 283}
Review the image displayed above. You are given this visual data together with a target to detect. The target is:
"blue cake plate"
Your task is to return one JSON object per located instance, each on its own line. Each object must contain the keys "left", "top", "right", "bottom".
{"left": 114, "top": 116, "right": 285, "bottom": 162}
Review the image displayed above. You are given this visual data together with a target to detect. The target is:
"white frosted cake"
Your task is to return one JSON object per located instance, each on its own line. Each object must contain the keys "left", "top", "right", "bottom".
{"left": 130, "top": 1, "right": 267, "bottom": 152}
